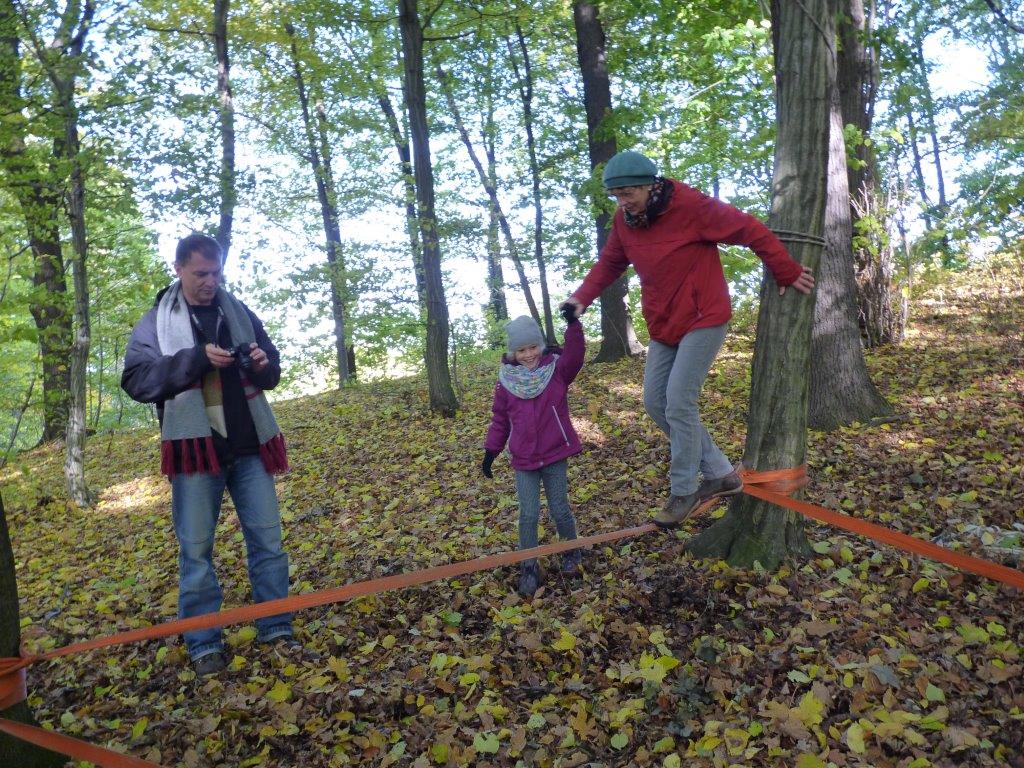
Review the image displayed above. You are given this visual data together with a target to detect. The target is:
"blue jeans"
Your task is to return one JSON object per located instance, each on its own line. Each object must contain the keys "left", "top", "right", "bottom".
{"left": 170, "top": 454, "right": 292, "bottom": 659}
{"left": 643, "top": 325, "right": 734, "bottom": 496}
{"left": 514, "top": 459, "right": 578, "bottom": 566}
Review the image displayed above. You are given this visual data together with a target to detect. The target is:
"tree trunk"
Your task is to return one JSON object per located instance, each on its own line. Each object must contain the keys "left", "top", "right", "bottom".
{"left": 0, "top": 494, "right": 64, "bottom": 767}
{"left": 398, "top": 0, "right": 458, "bottom": 416}
{"left": 0, "top": 3, "right": 71, "bottom": 443}
{"left": 809, "top": 64, "right": 891, "bottom": 430}
{"left": 48, "top": 1, "right": 94, "bottom": 508}
{"left": 482, "top": 87, "right": 508, "bottom": 346}
{"left": 377, "top": 88, "right": 427, "bottom": 311}
{"left": 213, "top": 0, "right": 235, "bottom": 263}
{"left": 509, "top": 24, "right": 555, "bottom": 345}
{"left": 688, "top": 0, "right": 833, "bottom": 569}
{"left": 285, "top": 23, "right": 351, "bottom": 385}
{"left": 572, "top": 0, "right": 642, "bottom": 361}
{"left": 435, "top": 63, "right": 543, "bottom": 329}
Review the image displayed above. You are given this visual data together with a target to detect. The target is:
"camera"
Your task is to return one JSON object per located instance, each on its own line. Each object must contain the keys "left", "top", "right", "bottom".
{"left": 230, "top": 344, "right": 254, "bottom": 372}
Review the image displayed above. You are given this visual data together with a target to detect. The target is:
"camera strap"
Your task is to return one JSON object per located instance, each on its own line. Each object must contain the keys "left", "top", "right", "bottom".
{"left": 186, "top": 303, "right": 226, "bottom": 347}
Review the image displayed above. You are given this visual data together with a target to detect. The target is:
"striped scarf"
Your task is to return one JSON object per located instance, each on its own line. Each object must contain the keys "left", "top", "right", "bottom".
{"left": 155, "top": 283, "right": 288, "bottom": 477}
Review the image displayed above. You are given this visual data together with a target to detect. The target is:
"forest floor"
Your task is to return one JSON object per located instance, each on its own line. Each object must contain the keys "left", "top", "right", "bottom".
{"left": 3, "top": 265, "right": 1024, "bottom": 768}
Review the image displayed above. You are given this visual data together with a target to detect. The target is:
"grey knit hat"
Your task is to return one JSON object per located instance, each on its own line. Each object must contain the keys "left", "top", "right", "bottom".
{"left": 505, "top": 315, "right": 545, "bottom": 354}
{"left": 602, "top": 150, "right": 657, "bottom": 189}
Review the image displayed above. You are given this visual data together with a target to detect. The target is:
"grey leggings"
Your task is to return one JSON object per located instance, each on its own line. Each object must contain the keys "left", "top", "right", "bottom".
{"left": 514, "top": 459, "right": 578, "bottom": 566}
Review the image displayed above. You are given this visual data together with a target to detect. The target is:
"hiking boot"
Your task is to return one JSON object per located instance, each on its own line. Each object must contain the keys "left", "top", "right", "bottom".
{"left": 518, "top": 560, "right": 542, "bottom": 598}
{"left": 561, "top": 547, "right": 582, "bottom": 575}
{"left": 697, "top": 470, "right": 743, "bottom": 503}
{"left": 652, "top": 492, "right": 701, "bottom": 529}
{"left": 192, "top": 651, "right": 226, "bottom": 677}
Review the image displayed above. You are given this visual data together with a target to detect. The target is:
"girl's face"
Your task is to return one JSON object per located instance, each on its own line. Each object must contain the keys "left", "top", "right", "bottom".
{"left": 514, "top": 344, "right": 542, "bottom": 370}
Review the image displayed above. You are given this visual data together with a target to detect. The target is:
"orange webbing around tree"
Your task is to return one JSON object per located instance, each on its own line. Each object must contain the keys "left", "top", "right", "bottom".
{"left": 737, "top": 466, "right": 1024, "bottom": 590}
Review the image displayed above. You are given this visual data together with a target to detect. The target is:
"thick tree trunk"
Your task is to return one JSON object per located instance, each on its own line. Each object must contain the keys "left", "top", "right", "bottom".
{"left": 509, "top": 25, "right": 555, "bottom": 345}
{"left": 0, "top": 494, "right": 64, "bottom": 767}
{"left": 809, "top": 81, "right": 891, "bottom": 430}
{"left": 572, "top": 0, "right": 642, "bottom": 361}
{"left": 688, "top": 0, "right": 833, "bottom": 569}
{"left": 213, "top": 0, "right": 235, "bottom": 263}
{"left": 398, "top": 0, "right": 458, "bottom": 416}
{"left": 0, "top": 4, "right": 71, "bottom": 443}
{"left": 436, "top": 64, "right": 543, "bottom": 329}
{"left": 285, "top": 23, "right": 351, "bottom": 384}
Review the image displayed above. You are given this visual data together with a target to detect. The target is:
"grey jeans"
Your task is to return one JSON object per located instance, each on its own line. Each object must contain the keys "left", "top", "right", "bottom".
{"left": 643, "top": 324, "right": 734, "bottom": 496}
{"left": 514, "top": 459, "right": 578, "bottom": 566}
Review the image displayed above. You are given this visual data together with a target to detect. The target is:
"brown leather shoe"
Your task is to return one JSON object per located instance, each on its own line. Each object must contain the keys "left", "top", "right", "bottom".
{"left": 697, "top": 470, "right": 743, "bottom": 503}
{"left": 652, "top": 492, "right": 700, "bottom": 528}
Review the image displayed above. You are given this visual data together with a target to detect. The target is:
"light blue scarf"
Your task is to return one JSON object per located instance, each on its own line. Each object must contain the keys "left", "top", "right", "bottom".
{"left": 498, "top": 356, "right": 558, "bottom": 399}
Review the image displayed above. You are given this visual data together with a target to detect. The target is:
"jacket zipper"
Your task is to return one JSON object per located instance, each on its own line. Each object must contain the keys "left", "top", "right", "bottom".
{"left": 552, "top": 406, "right": 570, "bottom": 445}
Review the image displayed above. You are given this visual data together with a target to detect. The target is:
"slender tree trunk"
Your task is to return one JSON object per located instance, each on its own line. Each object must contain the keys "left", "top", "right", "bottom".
{"left": 213, "top": 0, "right": 235, "bottom": 262}
{"left": 688, "top": 0, "right": 833, "bottom": 569}
{"left": 482, "top": 85, "right": 508, "bottom": 345}
{"left": 0, "top": 494, "right": 64, "bottom": 767}
{"left": 435, "top": 64, "right": 543, "bottom": 328}
{"left": 509, "top": 24, "right": 555, "bottom": 344}
{"left": 572, "top": 0, "right": 642, "bottom": 361}
{"left": 377, "top": 88, "right": 427, "bottom": 311}
{"left": 51, "top": 2, "right": 95, "bottom": 508}
{"left": 904, "top": 108, "right": 933, "bottom": 230}
{"left": 0, "top": 3, "right": 71, "bottom": 443}
{"left": 285, "top": 23, "right": 351, "bottom": 384}
{"left": 809, "top": 85, "right": 891, "bottom": 430}
{"left": 398, "top": 0, "right": 458, "bottom": 416}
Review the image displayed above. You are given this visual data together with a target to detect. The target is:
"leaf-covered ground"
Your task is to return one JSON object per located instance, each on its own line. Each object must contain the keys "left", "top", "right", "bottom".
{"left": 4, "top": 267, "right": 1023, "bottom": 768}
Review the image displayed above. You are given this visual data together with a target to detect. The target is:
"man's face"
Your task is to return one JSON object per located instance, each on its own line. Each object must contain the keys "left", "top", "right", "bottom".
{"left": 175, "top": 252, "right": 223, "bottom": 306}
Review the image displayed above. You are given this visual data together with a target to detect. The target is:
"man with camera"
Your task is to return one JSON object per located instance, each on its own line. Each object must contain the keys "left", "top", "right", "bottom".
{"left": 121, "top": 233, "right": 294, "bottom": 676}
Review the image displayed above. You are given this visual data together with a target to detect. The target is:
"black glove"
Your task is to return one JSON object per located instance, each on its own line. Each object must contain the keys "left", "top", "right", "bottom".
{"left": 559, "top": 302, "right": 579, "bottom": 324}
{"left": 481, "top": 450, "right": 498, "bottom": 478}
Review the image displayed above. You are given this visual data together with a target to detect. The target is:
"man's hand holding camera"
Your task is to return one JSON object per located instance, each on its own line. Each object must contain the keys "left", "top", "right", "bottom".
{"left": 204, "top": 342, "right": 269, "bottom": 374}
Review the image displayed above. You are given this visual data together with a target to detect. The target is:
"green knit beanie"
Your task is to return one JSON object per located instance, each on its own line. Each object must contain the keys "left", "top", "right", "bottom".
{"left": 602, "top": 150, "right": 657, "bottom": 189}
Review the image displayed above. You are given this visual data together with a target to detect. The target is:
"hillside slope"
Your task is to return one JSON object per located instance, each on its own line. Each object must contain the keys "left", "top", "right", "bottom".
{"left": 3, "top": 267, "right": 1023, "bottom": 767}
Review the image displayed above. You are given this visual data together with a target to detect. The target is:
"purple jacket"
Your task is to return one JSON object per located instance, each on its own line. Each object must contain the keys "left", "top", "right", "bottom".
{"left": 484, "top": 321, "right": 585, "bottom": 471}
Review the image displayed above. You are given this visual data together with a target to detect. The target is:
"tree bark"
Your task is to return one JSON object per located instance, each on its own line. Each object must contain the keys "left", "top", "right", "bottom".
{"left": 398, "top": 0, "right": 458, "bottom": 416}
{"left": 572, "top": 0, "right": 642, "bottom": 362}
{"left": 285, "top": 23, "right": 351, "bottom": 385}
{"left": 0, "top": 2, "right": 71, "bottom": 443}
{"left": 809, "top": 83, "right": 891, "bottom": 430}
{"left": 509, "top": 24, "right": 555, "bottom": 345}
{"left": 213, "top": 0, "right": 235, "bottom": 263}
{"left": 688, "top": 0, "right": 833, "bottom": 569}
{"left": 0, "top": 494, "right": 64, "bottom": 767}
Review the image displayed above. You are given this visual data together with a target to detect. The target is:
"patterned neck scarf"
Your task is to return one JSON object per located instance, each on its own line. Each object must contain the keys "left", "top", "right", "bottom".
{"left": 623, "top": 177, "right": 674, "bottom": 229}
{"left": 498, "top": 355, "right": 558, "bottom": 399}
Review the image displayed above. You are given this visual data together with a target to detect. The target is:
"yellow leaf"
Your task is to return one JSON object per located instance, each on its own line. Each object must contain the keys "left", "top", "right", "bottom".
{"left": 552, "top": 628, "right": 578, "bottom": 651}
{"left": 266, "top": 679, "right": 291, "bottom": 703}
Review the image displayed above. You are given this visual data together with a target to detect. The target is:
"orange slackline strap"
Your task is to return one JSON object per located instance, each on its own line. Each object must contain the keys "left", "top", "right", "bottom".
{"left": 739, "top": 464, "right": 1024, "bottom": 589}
{"left": 0, "top": 716, "right": 162, "bottom": 767}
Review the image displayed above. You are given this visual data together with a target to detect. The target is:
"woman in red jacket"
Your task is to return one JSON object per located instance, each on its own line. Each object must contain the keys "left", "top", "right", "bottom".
{"left": 562, "top": 150, "right": 814, "bottom": 528}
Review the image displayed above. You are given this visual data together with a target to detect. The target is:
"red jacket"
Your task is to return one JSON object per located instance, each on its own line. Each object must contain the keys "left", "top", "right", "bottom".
{"left": 572, "top": 180, "right": 804, "bottom": 346}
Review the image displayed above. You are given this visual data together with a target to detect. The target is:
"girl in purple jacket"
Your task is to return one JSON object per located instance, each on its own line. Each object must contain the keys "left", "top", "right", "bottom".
{"left": 482, "top": 313, "right": 585, "bottom": 597}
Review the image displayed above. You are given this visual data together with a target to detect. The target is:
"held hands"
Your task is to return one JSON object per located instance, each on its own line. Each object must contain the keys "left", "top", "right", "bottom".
{"left": 481, "top": 450, "right": 498, "bottom": 479}
{"left": 559, "top": 299, "right": 583, "bottom": 324}
{"left": 779, "top": 266, "right": 815, "bottom": 296}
